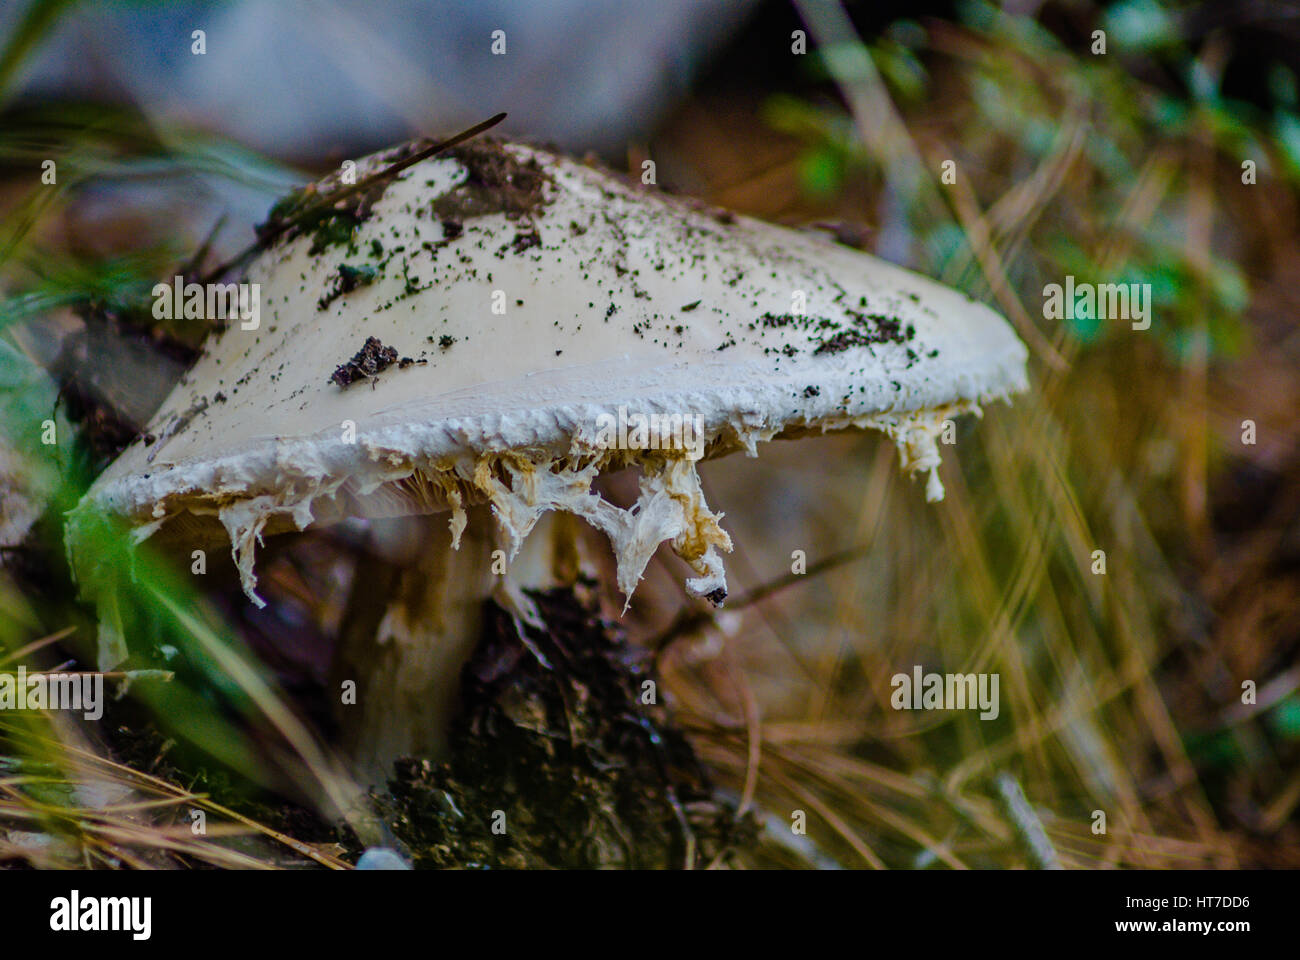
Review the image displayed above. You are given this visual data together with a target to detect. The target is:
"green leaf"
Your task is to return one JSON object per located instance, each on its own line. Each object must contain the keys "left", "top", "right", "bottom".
{"left": 1268, "top": 696, "right": 1300, "bottom": 740}
{"left": 1105, "top": 0, "right": 1178, "bottom": 52}
{"left": 798, "top": 147, "right": 843, "bottom": 199}
{"left": 873, "top": 39, "right": 927, "bottom": 103}
{"left": 1273, "top": 110, "right": 1300, "bottom": 178}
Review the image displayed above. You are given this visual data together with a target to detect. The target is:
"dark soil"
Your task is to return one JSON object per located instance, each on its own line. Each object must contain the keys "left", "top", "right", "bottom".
{"left": 329, "top": 336, "right": 399, "bottom": 388}
{"left": 51, "top": 304, "right": 199, "bottom": 468}
{"left": 430, "top": 139, "right": 553, "bottom": 222}
{"left": 363, "top": 586, "right": 753, "bottom": 868}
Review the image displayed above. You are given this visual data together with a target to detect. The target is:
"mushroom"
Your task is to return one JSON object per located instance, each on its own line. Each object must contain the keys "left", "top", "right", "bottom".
{"left": 67, "top": 136, "right": 1028, "bottom": 780}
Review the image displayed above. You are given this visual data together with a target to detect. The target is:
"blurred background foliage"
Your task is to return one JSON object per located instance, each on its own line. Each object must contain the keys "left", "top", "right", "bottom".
{"left": 1, "top": 0, "right": 1299, "bottom": 868}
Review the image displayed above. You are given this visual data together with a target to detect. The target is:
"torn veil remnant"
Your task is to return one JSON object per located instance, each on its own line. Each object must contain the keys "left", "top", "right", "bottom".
{"left": 66, "top": 135, "right": 1027, "bottom": 772}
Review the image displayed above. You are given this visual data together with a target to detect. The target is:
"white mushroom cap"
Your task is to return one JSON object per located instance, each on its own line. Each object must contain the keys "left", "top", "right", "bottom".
{"left": 69, "top": 137, "right": 1028, "bottom": 626}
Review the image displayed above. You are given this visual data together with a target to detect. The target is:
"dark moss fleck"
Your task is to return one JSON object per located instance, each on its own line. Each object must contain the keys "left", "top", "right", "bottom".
{"left": 318, "top": 263, "right": 379, "bottom": 310}
{"left": 506, "top": 228, "right": 541, "bottom": 255}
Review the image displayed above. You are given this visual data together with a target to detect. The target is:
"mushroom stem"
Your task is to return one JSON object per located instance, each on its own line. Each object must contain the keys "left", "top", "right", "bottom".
{"left": 332, "top": 511, "right": 491, "bottom": 783}
{"left": 331, "top": 507, "right": 577, "bottom": 784}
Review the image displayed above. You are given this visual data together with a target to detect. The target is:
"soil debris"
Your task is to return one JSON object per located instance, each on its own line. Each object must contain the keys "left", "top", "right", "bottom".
{"left": 431, "top": 139, "right": 553, "bottom": 222}
{"left": 330, "top": 336, "right": 400, "bottom": 388}
{"left": 364, "top": 587, "right": 754, "bottom": 868}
